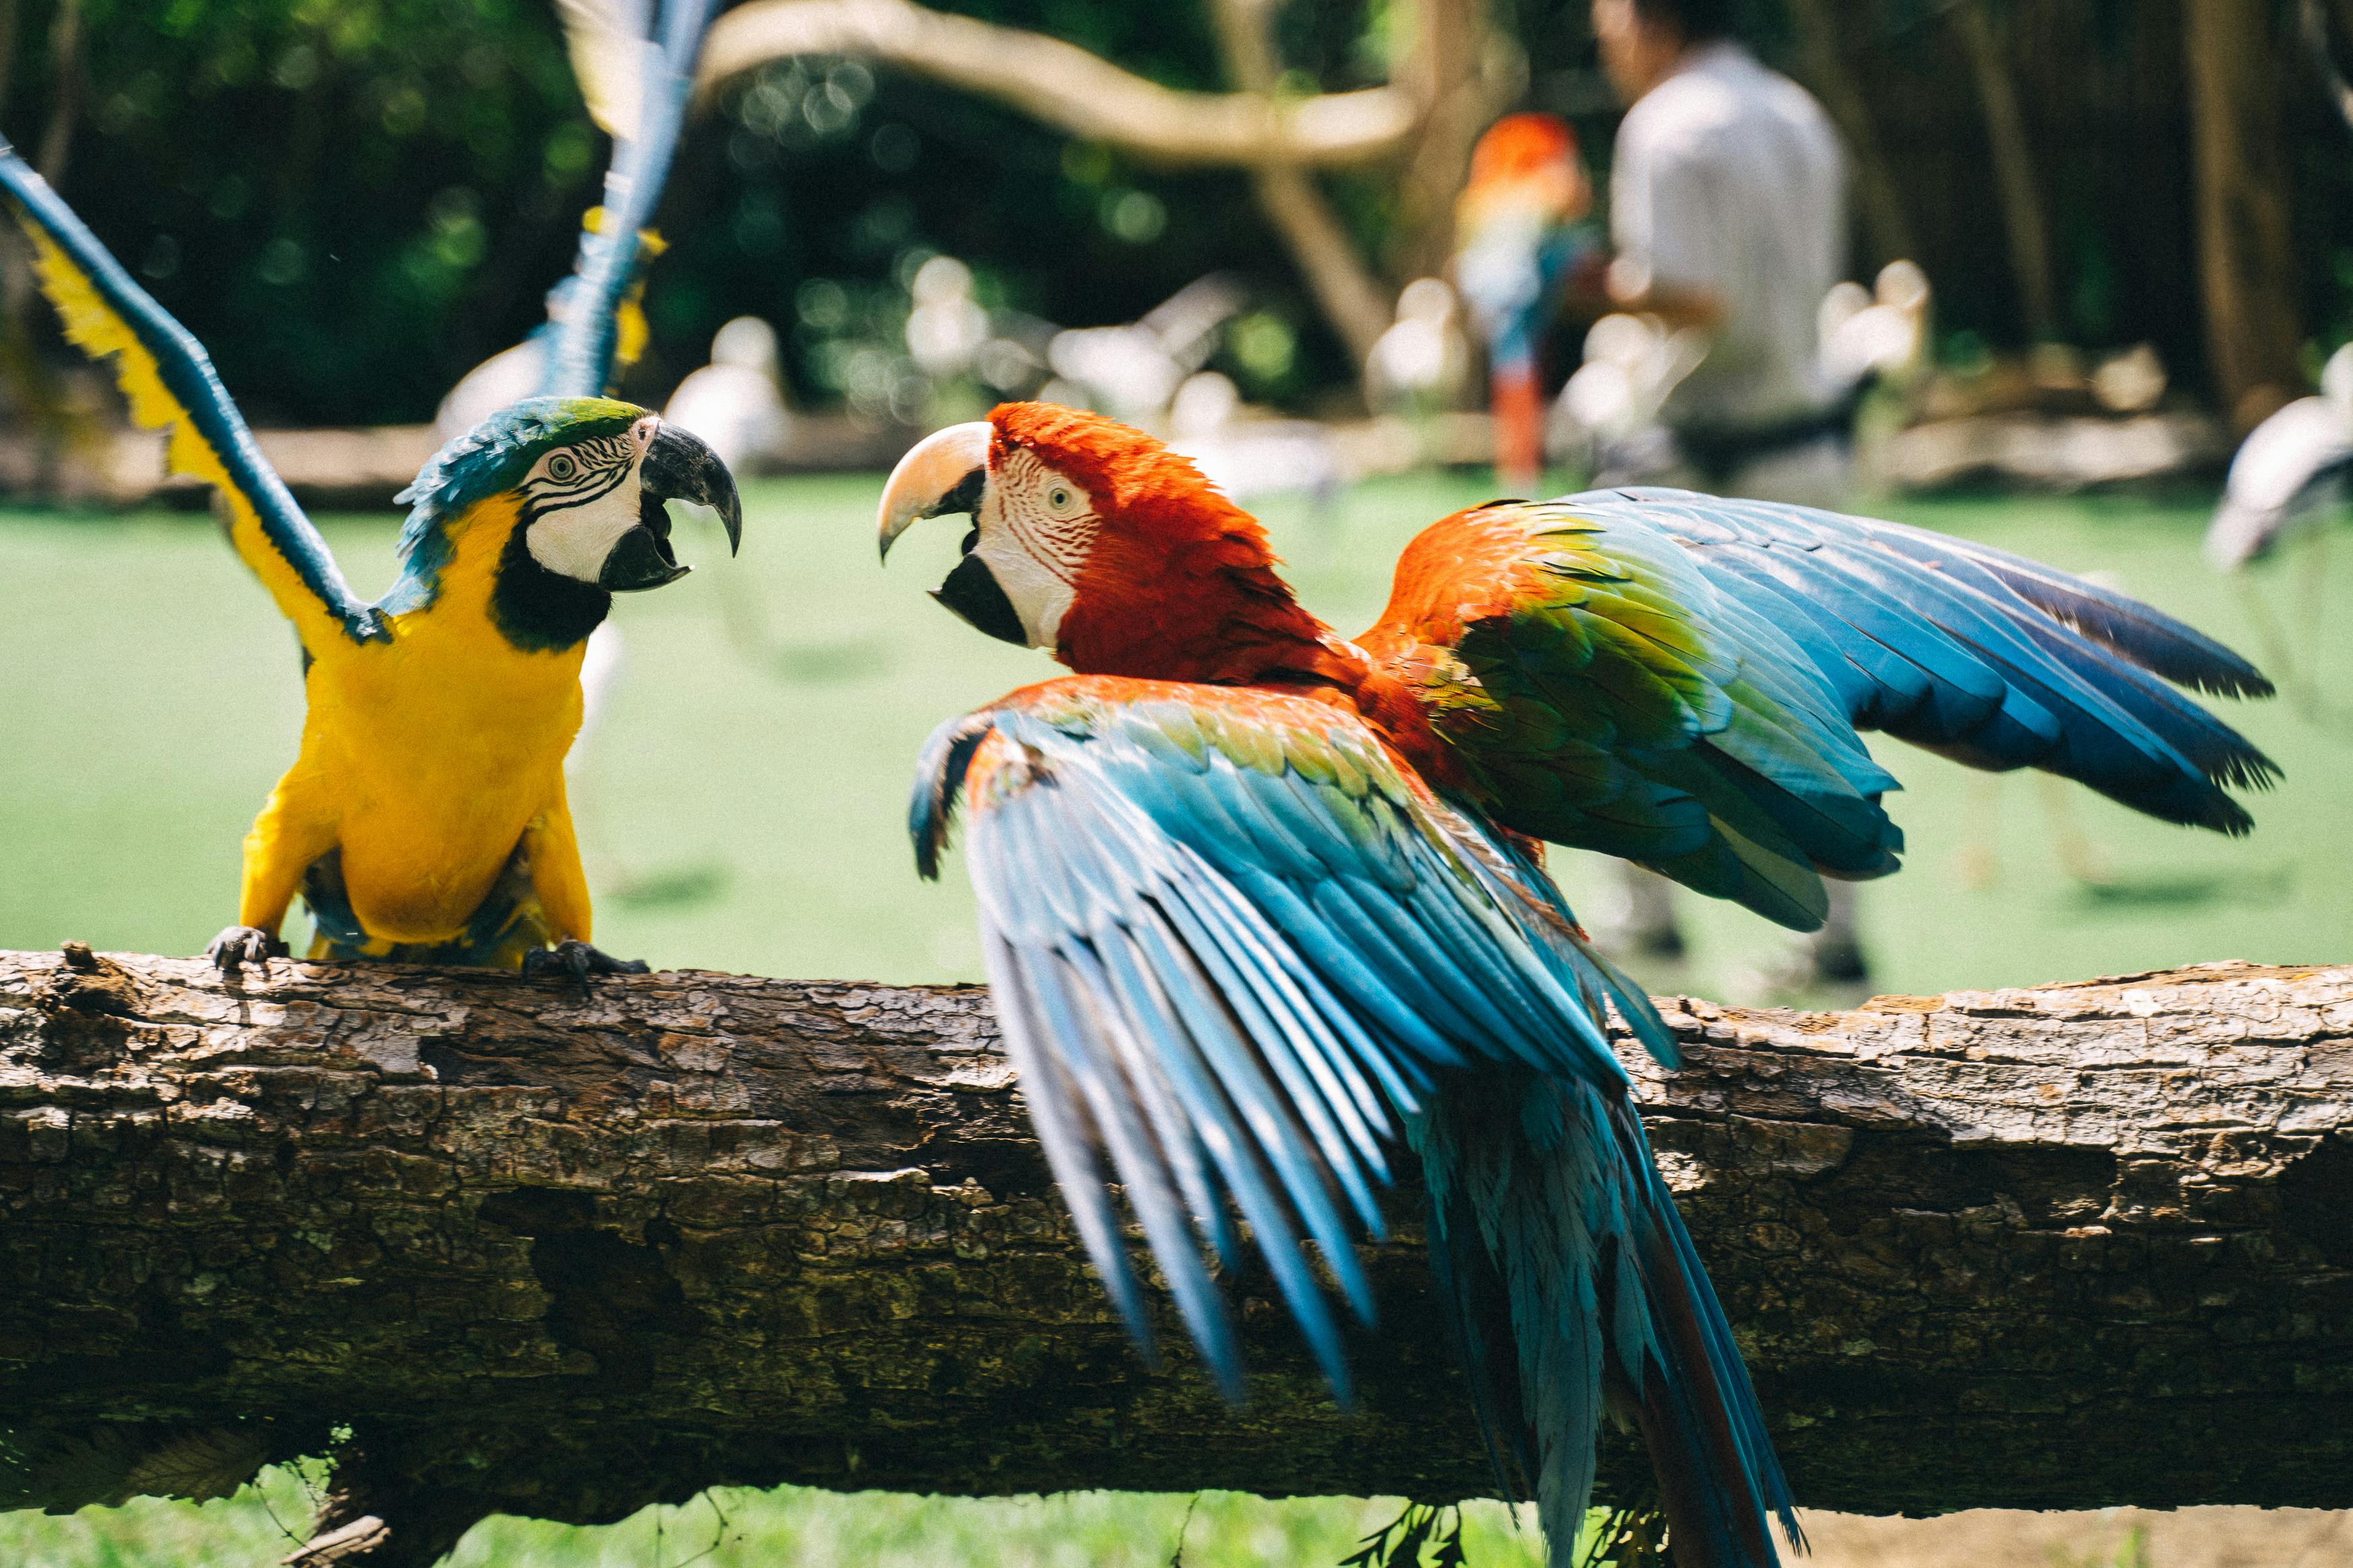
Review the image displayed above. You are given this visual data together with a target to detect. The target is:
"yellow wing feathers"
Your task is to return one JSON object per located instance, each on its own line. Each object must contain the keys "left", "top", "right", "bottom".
{"left": 0, "top": 151, "right": 385, "bottom": 649}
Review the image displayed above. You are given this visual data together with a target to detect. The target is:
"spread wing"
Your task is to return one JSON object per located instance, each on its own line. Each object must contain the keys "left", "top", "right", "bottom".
{"left": 0, "top": 139, "right": 383, "bottom": 651}
{"left": 539, "top": 0, "right": 715, "bottom": 397}
{"left": 1361, "top": 489, "right": 2275, "bottom": 931}
{"left": 910, "top": 677, "right": 1669, "bottom": 1400}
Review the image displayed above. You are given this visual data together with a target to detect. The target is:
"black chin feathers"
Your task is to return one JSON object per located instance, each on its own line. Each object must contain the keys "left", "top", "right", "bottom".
{"left": 491, "top": 518, "right": 612, "bottom": 652}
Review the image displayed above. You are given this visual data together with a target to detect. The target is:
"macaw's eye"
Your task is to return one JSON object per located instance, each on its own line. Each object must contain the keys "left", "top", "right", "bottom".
{"left": 1045, "top": 483, "right": 1081, "bottom": 517}
{"left": 549, "top": 454, "right": 577, "bottom": 481}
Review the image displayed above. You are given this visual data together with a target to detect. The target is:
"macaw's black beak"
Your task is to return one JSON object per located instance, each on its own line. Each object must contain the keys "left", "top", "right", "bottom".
{"left": 607, "top": 421, "right": 744, "bottom": 591}
{"left": 931, "top": 551, "right": 1026, "bottom": 645}
{"left": 601, "top": 497, "right": 690, "bottom": 591}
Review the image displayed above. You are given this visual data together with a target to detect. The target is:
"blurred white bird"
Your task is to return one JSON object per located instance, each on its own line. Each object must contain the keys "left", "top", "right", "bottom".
{"left": 1045, "top": 274, "right": 1245, "bottom": 424}
{"left": 1819, "top": 259, "right": 1931, "bottom": 396}
{"left": 1364, "top": 277, "right": 1472, "bottom": 417}
{"left": 1165, "top": 370, "right": 1343, "bottom": 520}
{"left": 577, "top": 622, "right": 627, "bottom": 747}
{"left": 663, "top": 315, "right": 793, "bottom": 476}
{"left": 904, "top": 255, "right": 993, "bottom": 382}
{"left": 2206, "top": 343, "right": 2353, "bottom": 571}
{"left": 1549, "top": 311, "right": 1708, "bottom": 469}
{"left": 434, "top": 316, "right": 555, "bottom": 446}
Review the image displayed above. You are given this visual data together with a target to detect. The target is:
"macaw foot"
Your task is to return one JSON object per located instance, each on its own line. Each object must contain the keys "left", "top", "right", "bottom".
{"left": 523, "top": 940, "right": 651, "bottom": 997}
{"left": 207, "top": 925, "right": 288, "bottom": 976}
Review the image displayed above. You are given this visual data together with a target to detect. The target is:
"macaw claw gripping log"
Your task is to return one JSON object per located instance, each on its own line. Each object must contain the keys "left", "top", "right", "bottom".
{"left": 878, "top": 403, "right": 2276, "bottom": 1568}
{"left": 0, "top": 132, "right": 742, "bottom": 977}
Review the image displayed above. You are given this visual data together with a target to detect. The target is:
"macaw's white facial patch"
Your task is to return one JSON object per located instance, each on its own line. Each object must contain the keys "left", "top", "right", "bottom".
{"left": 520, "top": 426, "right": 650, "bottom": 583}
{"left": 979, "top": 446, "right": 1097, "bottom": 647}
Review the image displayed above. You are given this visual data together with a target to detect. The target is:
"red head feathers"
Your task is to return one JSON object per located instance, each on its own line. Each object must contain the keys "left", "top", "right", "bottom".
{"left": 878, "top": 403, "right": 1357, "bottom": 688}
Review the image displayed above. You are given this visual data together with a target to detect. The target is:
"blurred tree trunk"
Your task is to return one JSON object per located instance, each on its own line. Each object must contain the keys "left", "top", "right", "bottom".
{"left": 1381, "top": 0, "right": 1516, "bottom": 288}
{"left": 2187, "top": 0, "right": 2309, "bottom": 429}
{"left": 1950, "top": 0, "right": 2055, "bottom": 341}
{"left": 4, "top": 950, "right": 2351, "bottom": 1566}
{"left": 1208, "top": 0, "right": 1395, "bottom": 363}
{"left": 1784, "top": 0, "right": 1917, "bottom": 270}
{"left": 2303, "top": 0, "right": 2353, "bottom": 134}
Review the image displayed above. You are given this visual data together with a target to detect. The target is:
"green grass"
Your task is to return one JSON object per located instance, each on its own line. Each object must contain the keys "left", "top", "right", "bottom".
{"left": 3, "top": 474, "right": 2348, "bottom": 1562}
{"left": 4, "top": 474, "right": 2345, "bottom": 997}
{"left": 0, "top": 1477, "right": 1550, "bottom": 1568}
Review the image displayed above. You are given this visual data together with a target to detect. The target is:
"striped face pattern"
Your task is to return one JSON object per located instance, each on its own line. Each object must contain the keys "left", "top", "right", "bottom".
{"left": 520, "top": 419, "right": 655, "bottom": 583}
{"left": 974, "top": 444, "right": 1099, "bottom": 648}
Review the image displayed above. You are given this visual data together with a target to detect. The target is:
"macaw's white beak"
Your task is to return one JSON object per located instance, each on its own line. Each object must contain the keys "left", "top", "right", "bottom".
{"left": 877, "top": 421, "right": 992, "bottom": 561}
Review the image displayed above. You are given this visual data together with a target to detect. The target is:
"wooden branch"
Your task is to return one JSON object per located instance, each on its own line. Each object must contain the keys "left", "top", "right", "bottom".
{"left": 694, "top": 0, "right": 1421, "bottom": 169}
{"left": 3, "top": 950, "right": 2350, "bottom": 1567}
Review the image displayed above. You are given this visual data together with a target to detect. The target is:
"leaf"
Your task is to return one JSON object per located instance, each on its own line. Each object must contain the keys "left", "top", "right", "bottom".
{"left": 18, "top": 1425, "right": 134, "bottom": 1514}
{"left": 120, "top": 1425, "right": 269, "bottom": 1504}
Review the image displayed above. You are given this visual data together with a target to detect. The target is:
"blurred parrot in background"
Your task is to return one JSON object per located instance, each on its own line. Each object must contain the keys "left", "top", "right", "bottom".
{"left": 0, "top": 0, "right": 743, "bottom": 981}
{"left": 1453, "top": 113, "right": 1601, "bottom": 491}
{"left": 877, "top": 404, "right": 2275, "bottom": 1566}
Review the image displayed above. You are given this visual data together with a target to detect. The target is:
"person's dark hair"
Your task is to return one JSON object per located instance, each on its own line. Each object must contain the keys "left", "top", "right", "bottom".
{"left": 1631, "top": 0, "right": 1735, "bottom": 41}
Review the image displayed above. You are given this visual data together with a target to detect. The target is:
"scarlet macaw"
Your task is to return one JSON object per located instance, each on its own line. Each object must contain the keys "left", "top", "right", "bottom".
{"left": 878, "top": 405, "right": 2274, "bottom": 1565}
{"left": 0, "top": 0, "right": 741, "bottom": 981}
{"left": 1454, "top": 113, "right": 1600, "bottom": 491}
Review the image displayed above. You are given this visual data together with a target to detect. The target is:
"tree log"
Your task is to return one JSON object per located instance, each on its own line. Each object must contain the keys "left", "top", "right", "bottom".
{"left": 2, "top": 950, "right": 2350, "bottom": 1566}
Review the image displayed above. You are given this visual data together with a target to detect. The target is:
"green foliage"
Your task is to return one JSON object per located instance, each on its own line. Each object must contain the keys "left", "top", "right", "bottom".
{"left": 0, "top": 0, "right": 1357, "bottom": 424}
{"left": 42, "top": 0, "right": 597, "bottom": 422}
{"left": 0, "top": 1478, "right": 1552, "bottom": 1568}
{"left": 0, "top": 1424, "right": 266, "bottom": 1514}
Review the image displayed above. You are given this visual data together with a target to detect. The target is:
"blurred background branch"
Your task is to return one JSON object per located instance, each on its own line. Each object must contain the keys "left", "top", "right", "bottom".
{"left": 0, "top": 0, "right": 2346, "bottom": 436}
{"left": 696, "top": 0, "right": 1423, "bottom": 167}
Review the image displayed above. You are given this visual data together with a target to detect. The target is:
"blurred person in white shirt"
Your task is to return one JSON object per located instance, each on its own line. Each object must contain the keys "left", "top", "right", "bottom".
{"left": 1589, "top": 0, "right": 1852, "bottom": 508}
{"left": 1587, "top": 0, "right": 1869, "bottom": 982}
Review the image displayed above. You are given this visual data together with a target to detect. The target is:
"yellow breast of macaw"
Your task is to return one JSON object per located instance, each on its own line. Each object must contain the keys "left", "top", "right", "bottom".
{"left": 299, "top": 493, "right": 588, "bottom": 944}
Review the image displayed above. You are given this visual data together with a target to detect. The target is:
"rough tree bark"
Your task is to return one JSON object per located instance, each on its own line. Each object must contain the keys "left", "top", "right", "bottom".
{"left": 2, "top": 950, "right": 2349, "bottom": 1567}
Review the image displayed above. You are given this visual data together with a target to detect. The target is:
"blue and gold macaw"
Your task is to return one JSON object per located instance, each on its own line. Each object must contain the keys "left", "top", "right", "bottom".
{"left": 0, "top": 0, "right": 740, "bottom": 981}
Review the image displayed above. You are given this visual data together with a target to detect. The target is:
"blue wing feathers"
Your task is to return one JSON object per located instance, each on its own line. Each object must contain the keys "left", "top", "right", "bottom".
{"left": 541, "top": 0, "right": 717, "bottom": 397}
{"left": 1577, "top": 489, "right": 2275, "bottom": 838}
{"left": 0, "top": 139, "right": 383, "bottom": 643}
{"left": 920, "top": 688, "right": 1795, "bottom": 1561}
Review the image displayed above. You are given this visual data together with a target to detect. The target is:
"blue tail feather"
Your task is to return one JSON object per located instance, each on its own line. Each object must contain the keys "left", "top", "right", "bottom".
{"left": 1419, "top": 1067, "right": 1797, "bottom": 1567}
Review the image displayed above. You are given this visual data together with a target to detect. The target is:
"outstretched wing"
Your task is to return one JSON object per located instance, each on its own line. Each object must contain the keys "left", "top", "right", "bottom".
{"left": 1361, "top": 498, "right": 1903, "bottom": 930}
{"left": 1361, "top": 489, "right": 2276, "bottom": 930}
{"left": 910, "top": 676, "right": 1669, "bottom": 1401}
{"left": 539, "top": 0, "right": 715, "bottom": 397}
{"left": 0, "top": 140, "right": 383, "bottom": 651}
